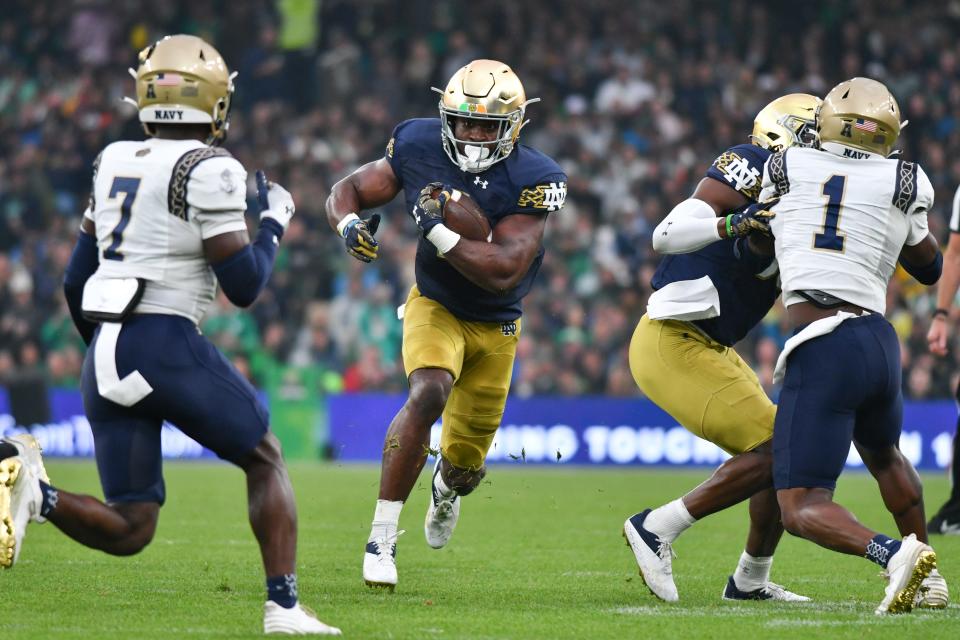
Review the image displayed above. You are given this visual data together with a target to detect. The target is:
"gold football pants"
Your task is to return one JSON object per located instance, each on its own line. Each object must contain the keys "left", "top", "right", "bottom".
{"left": 628, "top": 314, "right": 774, "bottom": 454}
{"left": 401, "top": 286, "right": 520, "bottom": 470}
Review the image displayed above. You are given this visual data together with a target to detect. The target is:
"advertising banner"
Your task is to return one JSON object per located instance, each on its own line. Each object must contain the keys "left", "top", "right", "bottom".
{"left": 0, "top": 388, "right": 215, "bottom": 459}
{"left": 328, "top": 394, "right": 958, "bottom": 471}
{"left": 2, "top": 390, "right": 956, "bottom": 470}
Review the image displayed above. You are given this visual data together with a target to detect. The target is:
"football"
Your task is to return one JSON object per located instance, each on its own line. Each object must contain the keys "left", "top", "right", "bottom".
{"left": 434, "top": 188, "right": 492, "bottom": 242}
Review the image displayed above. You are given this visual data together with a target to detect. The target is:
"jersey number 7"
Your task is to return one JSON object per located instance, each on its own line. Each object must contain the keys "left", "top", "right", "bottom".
{"left": 104, "top": 176, "right": 142, "bottom": 261}
{"left": 814, "top": 174, "right": 846, "bottom": 252}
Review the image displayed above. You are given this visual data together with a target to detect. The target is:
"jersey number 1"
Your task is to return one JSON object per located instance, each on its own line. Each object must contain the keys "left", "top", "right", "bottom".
{"left": 104, "top": 177, "right": 141, "bottom": 261}
{"left": 814, "top": 174, "right": 846, "bottom": 252}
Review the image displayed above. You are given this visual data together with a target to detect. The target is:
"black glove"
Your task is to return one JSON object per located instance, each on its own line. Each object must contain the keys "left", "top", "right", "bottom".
{"left": 412, "top": 182, "right": 452, "bottom": 235}
{"left": 725, "top": 197, "right": 778, "bottom": 238}
{"left": 342, "top": 213, "right": 381, "bottom": 262}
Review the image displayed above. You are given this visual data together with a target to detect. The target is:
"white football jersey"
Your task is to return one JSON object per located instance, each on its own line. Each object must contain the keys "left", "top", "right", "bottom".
{"left": 762, "top": 146, "right": 932, "bottom": 313}
{"left": 86, "top": 138, "right": 248, "bottom": 323}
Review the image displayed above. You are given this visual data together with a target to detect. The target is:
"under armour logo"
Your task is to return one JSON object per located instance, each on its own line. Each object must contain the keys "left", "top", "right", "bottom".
{"left": 285, "top": 204, "right": 294, "bottom": 215}
{"left": 474, "top": 176, "right": 488, "bottom": 189}
{"left": 46, "top": 487, "right": 59, "bottom": 513}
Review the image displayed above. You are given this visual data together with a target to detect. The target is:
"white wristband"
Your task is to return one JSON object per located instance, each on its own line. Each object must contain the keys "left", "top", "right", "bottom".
{"left": 426, "top": 224, "right": 462, "bottom": 254}
{"left": 337, "top": 213, "right": 360, "bottom": 237}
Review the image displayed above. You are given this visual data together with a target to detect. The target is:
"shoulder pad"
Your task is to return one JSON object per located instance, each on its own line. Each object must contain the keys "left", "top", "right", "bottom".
{"left": 168, "top": 147, "right": 237, "bottom": 220}
{"left": 388, "top": 119, "right": 439, "bottom": 158}
{"left": 185, "top": 154, "right": 247, "bottom": 216}
{"left": 707, "top": 144, "right": 769, "bottom": 200}
{"left": 511, "top": 146, "right": 564, "bottom": 181}
{"left": 892, "top": 159, "right": 930, "bottom": 215}
{"left": 766, "top": 149, "right": 790, "bottom": 197}
{"left": 510, "top": 149, "right": 567, "bottom": 213}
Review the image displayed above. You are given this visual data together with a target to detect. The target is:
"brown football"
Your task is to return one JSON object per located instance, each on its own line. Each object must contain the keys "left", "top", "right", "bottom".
{"left": 434, "top": 188, "right": 491, "bottom": 242}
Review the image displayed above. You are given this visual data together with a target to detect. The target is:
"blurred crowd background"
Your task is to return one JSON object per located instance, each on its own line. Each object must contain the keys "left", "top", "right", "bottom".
{"left": 2, "top": 0, "right": 960, "bottom": 405}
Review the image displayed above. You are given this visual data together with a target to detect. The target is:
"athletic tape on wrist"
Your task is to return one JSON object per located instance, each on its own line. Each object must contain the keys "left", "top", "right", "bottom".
{"left": 337, "top": 213, "right": 360, "bottom": 238}
{"left": 426, "top": 224, "right": 462, "bottom": 254}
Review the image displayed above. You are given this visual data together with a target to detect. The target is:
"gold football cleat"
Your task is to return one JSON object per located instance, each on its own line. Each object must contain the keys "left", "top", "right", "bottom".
{"left": 0, "top": 458, "right": 24, "bottom": 569}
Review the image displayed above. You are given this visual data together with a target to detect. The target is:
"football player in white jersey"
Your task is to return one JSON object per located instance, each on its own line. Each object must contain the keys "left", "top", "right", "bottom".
{"left": 761, "top": 77, "right": 944, "bottom": 614}
{"left": 0, "top": 35, "right": 339, "bottom": 635}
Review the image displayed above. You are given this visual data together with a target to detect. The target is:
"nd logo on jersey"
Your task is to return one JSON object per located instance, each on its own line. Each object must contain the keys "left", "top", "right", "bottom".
{"left": 715, "top": 152, "right": 761, "bottom": 199}
{"left": 517, "top": 182, "right": 568, "bottom": 212}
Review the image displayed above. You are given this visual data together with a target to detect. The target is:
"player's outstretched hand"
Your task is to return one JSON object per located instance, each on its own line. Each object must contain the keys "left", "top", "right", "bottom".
{"left": 342, "top": 213, "right": 381, "bottom": 263}
{"left": 412, "top": 182, "right": 452, "bottom": 235}
{"left": 928, "top": 314, "right": 949, "bottom": 357}
{"left": 726, "top": 197, "right": 778, "bottom": 238}
{"left": 256, "top": 170, "right": 295, "bottom": 232}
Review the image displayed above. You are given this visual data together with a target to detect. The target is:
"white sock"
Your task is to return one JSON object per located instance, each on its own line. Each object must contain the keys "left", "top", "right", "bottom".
{"left": 644, "top": 498, "right": 696, "bottom": 543}
{"left": 369, "top": 499, "right": 403, "bottom": 541}
{"left": 433, "top": 468, "right": 456, "bottom": 498}
{"left": 733, "top": 551, "right": 773, "bottom": 591}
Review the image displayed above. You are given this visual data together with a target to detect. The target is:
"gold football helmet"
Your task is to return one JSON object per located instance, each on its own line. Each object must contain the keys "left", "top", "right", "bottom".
{"left": 751, "top": 93, "right": 822, "bottom": 152}
{"left": 431, "top": 59, "right": 539, "bottom": 173}
{"left": 125, "top": 35, "right": 236, "bottom": 144}
{"left": 817, "top": 77, "right": 903, "bottom": 157}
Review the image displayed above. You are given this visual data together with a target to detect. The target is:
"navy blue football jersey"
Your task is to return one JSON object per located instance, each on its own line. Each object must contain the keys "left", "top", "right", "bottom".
{"left": 652, "top": 143, "right": 779, "bottom": 346}
{"left": 386, "top": 118, "right": 567, "bottom": 322}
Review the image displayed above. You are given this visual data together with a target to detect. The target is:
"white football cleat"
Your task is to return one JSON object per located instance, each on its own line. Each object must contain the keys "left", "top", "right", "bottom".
{"left": 263, "top": 601, "right": 341, "bottom": 635}
{"left": 915, "top": 567, "right": 949, "bottom": 609}
{"left": 623, "top": 509, "right": 679, "bottom": 602}
{"left": 363, "top": 529, "right": 404, "bottom": 590}
{"left": 875, "top": 534, "right": 937, "bottom": 615}
{"left": 721, "top": 576, "right": 811, "bottom": 602}
{"left": 425, "top": 458, "right": 460, "bottom": 549}
{"left": 3, "top": 435, "right": 49, "bottom": 523}
{"left": 0, "top": 455, "right": 43, "bottom": 568}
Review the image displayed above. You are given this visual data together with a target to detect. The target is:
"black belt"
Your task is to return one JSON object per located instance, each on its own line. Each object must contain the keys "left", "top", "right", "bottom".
{"left": 796, "top": 289, "right": 850, "bottom": 309}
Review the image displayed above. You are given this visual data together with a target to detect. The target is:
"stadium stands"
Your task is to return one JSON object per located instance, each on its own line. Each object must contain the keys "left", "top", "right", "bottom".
{"left": 0, "top": 0, "right": 957, "bottom": 401}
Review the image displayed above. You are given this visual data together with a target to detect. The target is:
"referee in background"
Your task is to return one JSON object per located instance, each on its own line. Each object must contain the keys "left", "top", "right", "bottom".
{"left": 926, "top": 183, "right": 960, "bottom": 534}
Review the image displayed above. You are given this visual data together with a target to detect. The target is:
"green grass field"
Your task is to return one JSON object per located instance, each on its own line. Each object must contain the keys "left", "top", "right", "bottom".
{"left": 5, "top": 461, "right": 960, "bottom": 639}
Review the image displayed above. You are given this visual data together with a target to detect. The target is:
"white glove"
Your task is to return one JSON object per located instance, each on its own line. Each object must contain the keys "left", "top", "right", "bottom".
{"left": 256, "top": 170, "right": 295, "bottom": 232}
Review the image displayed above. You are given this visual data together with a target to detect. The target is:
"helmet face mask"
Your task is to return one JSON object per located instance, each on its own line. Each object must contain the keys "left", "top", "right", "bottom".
{"left": 438, "top": 110, "right": 522, "bottom": 172}
{"left": 432, "top": 59, "right": 538, "bottom": 173}
{"left": 125, "top": 34, "right": 236, "bottom": 145}
{"left": 778, "top": 114, "right": 819, "bottom": 147}
{"left": 817, "top": 77, "right": 902, "bottom": 157}
{"left": 751, "top": 94, "right": 822, "bottom": 152}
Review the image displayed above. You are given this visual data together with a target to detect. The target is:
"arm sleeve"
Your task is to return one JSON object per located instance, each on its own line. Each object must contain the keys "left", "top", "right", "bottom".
{"left": 211, "top": 219, "right": 283, "bottom": 308}
{"left": 187, "top": 156, "right": 249, "bottom": 239}
{"left": 900, "top": 251, "right": 942, "bottom": 285}
{"left": 63, "top": 231, "right": 100, "bottom": 345}
{"left": 651, "top": 198, "right": 720, "bottom": 254}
